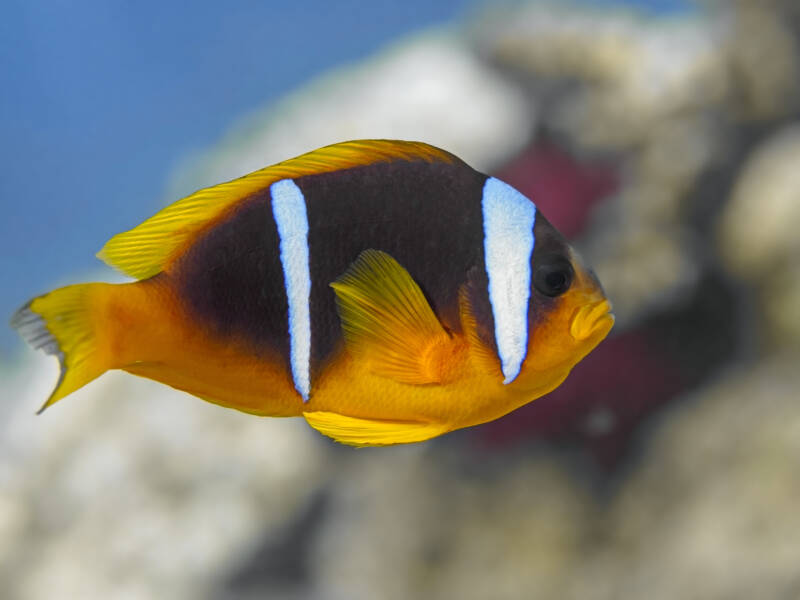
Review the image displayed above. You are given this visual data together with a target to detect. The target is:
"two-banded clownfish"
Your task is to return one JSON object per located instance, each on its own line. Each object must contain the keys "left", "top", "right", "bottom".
{"left": 11, "top": 140, "right": 614, "bottom": 446}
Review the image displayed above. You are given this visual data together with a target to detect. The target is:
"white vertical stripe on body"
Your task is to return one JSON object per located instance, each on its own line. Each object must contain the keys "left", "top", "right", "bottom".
{"left": 481, "top": 177, "right": 537, "bottom": 384}
{"left": 270, "top": 178, "right": 312, "bottom": 401}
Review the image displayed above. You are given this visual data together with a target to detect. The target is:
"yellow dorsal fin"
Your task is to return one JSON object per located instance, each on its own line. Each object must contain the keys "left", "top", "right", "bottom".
{"left": 98, "top": 140, "right": 456, "bottom": 279}
{"left": 330, "top": 249, "right": 462, "bottom": 385}
{"left": 303, "top": 411, "right": 448, "bottom": 446}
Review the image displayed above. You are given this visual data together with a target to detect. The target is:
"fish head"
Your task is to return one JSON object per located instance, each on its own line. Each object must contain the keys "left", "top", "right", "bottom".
{"left": 510, "top": 215, "right": 614, "bottom": 395}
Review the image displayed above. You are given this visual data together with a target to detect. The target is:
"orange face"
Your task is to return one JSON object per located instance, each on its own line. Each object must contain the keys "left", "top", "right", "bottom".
{"left": 511, "top": 248, "right": 614, "bottom": 397}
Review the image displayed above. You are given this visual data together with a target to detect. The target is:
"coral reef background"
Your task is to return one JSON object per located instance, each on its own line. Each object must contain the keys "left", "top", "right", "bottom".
{"left": 2, "top": 1, "right": 799, "bottom": 598}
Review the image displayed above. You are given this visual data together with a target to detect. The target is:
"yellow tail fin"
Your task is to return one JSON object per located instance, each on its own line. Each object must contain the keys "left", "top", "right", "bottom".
{"left": 11, "top": 283, "right": 113, "bottom": 412}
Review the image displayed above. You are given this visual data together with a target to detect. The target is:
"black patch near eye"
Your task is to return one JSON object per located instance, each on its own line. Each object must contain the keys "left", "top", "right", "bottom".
{"left": 534, "top": 254, "right": 574, "bottom": 297}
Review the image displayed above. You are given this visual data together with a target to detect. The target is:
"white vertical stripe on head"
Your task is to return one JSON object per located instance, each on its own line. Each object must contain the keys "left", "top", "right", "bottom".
{"left": 481, "top": 177, "right": 537, "bottom": 384}
{"left": 270, "top": 178, "right": 312, "bottom": 401}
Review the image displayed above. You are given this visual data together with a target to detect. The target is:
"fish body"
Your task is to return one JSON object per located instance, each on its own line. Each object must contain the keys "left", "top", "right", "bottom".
{"left": 11, "top": 140, "right": 613, "bottom": 446}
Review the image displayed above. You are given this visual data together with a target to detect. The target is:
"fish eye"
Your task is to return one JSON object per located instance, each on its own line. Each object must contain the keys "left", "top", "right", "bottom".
{"left": 534, "top": 255, "right": 574, "bottom": 297}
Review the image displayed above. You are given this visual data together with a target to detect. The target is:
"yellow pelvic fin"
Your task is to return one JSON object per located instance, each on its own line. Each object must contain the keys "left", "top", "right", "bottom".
{"left": 98, "top": 140, "right": 456, "bottom": 280}
{"left": 10, "top": 283, "right": 113, "bottom": 412}
{"left": 303, "top": 411, "right": 448, "bottom": 447}
{"left": 330, "top": 249, "right": 459, "bottom": 385}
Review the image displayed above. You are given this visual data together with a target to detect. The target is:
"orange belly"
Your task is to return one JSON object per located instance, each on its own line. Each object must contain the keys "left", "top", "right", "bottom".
{"left": 113, "top": 277, "right": 559, "bottom": 431}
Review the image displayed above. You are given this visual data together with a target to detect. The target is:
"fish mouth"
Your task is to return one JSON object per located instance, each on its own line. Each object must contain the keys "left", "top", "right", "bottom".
{"left": 570, "top": 299, "right": 615, "bottom": 341}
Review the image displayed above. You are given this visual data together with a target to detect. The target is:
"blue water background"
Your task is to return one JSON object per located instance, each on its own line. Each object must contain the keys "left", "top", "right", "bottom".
{"left": 0, "top": 0, "right": 692, "bottom": 355}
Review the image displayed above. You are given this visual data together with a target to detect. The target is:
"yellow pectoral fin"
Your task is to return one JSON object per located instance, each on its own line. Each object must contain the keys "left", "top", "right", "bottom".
{"left": 303, "top": 411, "right": 448, "bottom": 447}
{"left": 330, "top": 249, "right": 462, "bottom": 385}
{"left": 458, "top": 284, "right": 503, "bottom": 378}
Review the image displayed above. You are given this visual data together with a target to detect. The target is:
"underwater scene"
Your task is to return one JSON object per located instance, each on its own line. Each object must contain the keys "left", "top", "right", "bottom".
{"left": 2, "top": 1, "right": 799, "bottom": 598}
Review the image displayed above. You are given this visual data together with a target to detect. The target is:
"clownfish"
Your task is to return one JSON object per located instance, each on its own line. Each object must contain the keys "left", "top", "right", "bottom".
{"left": 11, "top": 140, "right": 613, "bottom": 446}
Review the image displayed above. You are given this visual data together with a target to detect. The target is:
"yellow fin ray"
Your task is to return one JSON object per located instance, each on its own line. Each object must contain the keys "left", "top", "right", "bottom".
{"left": 459, "top": 284, "right": 503, "bottom": 378}
{"left": 331, "top": 249, "right": 458, "bottom": 385}
{"left": 10, "top": 284, "right": 112, "bottom": 412}
{"left": 303, "top": 411, "right": 448, "bottom": 446}
{"left": 99, "top": 140, "right": 455, "bottom": 279}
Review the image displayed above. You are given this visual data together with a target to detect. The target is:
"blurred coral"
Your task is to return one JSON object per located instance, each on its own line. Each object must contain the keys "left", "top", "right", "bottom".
{"left": 0, "top": 358, "right": 326, "bottom": 600}
{"left": 168, "top": 32, "right": 534, "bottom": 198}
{"left": 299, "top": 355, "right": 800, "bottom": 600}
{"left": 719, "top": 125, "right": 800, "bottom": 348}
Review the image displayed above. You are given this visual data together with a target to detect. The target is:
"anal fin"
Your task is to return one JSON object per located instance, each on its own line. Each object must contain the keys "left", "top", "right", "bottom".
{"left": 303, "top": 411, "right": 448, "bottom": 447}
